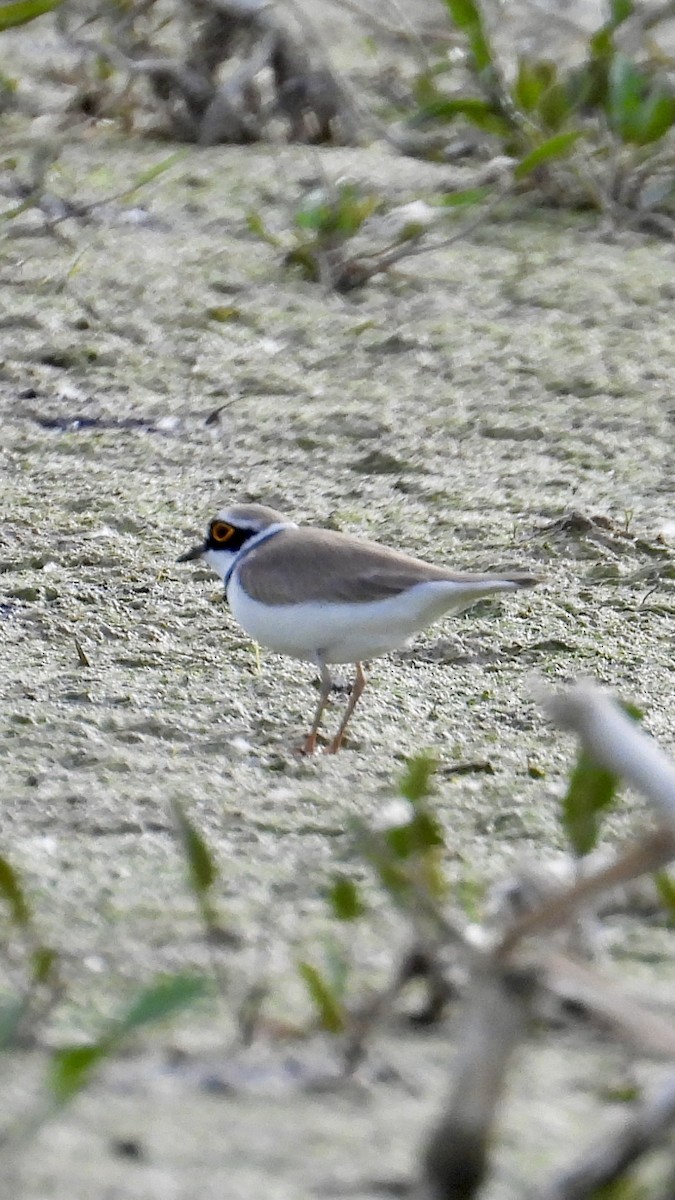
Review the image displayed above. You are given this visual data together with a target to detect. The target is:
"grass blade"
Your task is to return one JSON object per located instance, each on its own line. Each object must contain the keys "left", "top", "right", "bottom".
{"left": 116, "top": 973, "right": 209, "bottom": 1036}
{"left": 515, "top": 130, "right": 583, "bottom": 178}
{"left": 49, "top": 1044, "right": 106, "bottom": 1103}
{"left": 172, "top": 801, "right": 217, "bottom": 898}
{"left": 0, "top": 855, "right": 31, "bottom": 926}
{"left": 442, "top": 0, "right": 493, "bottom": 74}
{"left": 297, "top": 961, "right": 345, "bottom": 1033}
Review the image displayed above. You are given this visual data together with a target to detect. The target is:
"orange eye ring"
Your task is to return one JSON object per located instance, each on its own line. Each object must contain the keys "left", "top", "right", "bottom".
{"left": 211, "top": 521, "right": 234, "bottom": 544}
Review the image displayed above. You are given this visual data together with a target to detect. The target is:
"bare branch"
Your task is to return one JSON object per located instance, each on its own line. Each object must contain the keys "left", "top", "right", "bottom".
{"left": 498, "top": 826, "right": 675, "bottom": 955}
{"left": 540, "top": 950, "right": 675, "bottom": 1060}
{"left": 538, "top": 1073, "right": 675, "bottom": 1200}
{"left": 421, "top": 964, "right": 536, "bottom": 1200}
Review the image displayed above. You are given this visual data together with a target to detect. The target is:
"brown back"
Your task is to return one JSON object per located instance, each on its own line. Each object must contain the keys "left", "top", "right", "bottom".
{"left": 238, "top": 527, "right": 537, "bottom": 606}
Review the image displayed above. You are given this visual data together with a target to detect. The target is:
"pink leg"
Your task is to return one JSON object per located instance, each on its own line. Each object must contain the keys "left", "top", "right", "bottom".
{"left": 298, "top": 661, "right": 333, "bottom": 755}
{"left": 325, "top": 662, "right": 366, "bottom": 754}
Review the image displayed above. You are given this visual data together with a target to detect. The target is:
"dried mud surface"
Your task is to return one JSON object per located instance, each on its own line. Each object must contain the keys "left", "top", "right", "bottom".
{"left": 2, "top": 4, "right": 675, "bottom": 1198}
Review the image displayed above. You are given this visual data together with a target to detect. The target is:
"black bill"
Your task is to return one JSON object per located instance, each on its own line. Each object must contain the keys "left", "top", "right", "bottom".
{"left": 177, "top": 543, "right": 205, "bottom": 563}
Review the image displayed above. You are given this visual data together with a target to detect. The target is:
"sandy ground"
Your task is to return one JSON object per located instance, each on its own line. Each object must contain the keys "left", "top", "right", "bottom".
{"left": 2, "top": 2, "right": 675, "bottom": 1197}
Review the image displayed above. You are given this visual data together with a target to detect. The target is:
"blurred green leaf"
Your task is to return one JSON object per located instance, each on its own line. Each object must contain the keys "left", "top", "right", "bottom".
{"left": 0, "top": 855, "right": 30, "bottom": 926}
{"left": 297, "top": 961, "right": 345, "bottom": 1033}
{"left": 285, "top": 243, "right": 321, "bottom": 281}
{"left": 513, "top": 59, "right": 558, "bottom": 113}
{"left": 566, "top": 60, "right": 609, "bottom": 111}
{"left": 207, "top": 305, "right": 241, "bottom": 323}
{"left": 295, "top": 185, "right": 378, "bottom": 239}
{"left": 116, "top": 974, "right": 209, "bottom": 1037}
{"left": 386, "top": 809, "right": 445, "bottom": 859}
{"left": 455, "top": 875, "right": 485, "bottom": 920}
{"left": 440, "top": 185, "right": 493, "bottom": 207}
{"left": 443, "top": 0, "right": 493, "bottom": 74}
{"left": 588, "top": 0, "right": 633, "bottom": 61}
{"left": 633, "top": 84, "right": 675, "bottom": 145}
{"left": 31, "top": 945, "right": 57, "bottom": 984}
{"left": 172, "top": 802, "right": 217, "bottom": 899}
{"left": 515, "top": 130, "right": 582, "bottom": 178}
{"left": 0, "top": 0, "right": 64, "bottom": 30}
{"left": 562, "top": 752, "right": 618, "bottom": 856}
{"left": 538, "top": 79, "right": 576, "bottom": 130}
{"left": 607, "top": 53, "right": 647, "bottom": 141}
{"left": 654, "top": 870, "right": 675, "bottom": 922}
{"left": 589, "top": 26, "right": 614, "bottom": 60}
{"left": 247, "top": 210, "right": 281, "bottom": 246}
{"left": 121, "top": 152, "right": 186, "bottom": 199}
{"left": 295, "top": 201, "right": 331, "bottom": 232}
{"left": 399, "top": 754, "right": 436, "bottom": 803}
{"left": 49, "top": 1044, "right": 106, "bottom": 1103}
{"left": 609, "top": 0, "right": 634, "bottom": 27}
{"left": 329, "top": 875, "right": 365, "bottom": 922}
{"left": 415, "top": 95, "right": 511, "bottom": 137}
{"left": 352, "top": 821, "right": 413, "bottom": 902}
{"left": 48, "top": 975, "right": 208, "bottom": 1104}
{"left": 0, "top": 997, "right": 25, "bottom": 1049}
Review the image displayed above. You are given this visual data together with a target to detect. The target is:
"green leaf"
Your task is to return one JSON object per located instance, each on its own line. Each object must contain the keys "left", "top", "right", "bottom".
{"left": 608, "top": 0, "right": 634, "bottom": 27}
{"left": 0, "top": 855, "right": 30, "bottom": 926}
{"left": 588, "top": 0, "right": 633, "bottom": 60}
{"left": 386, "top": 809, "right": 445, "bottom": 859}
{"left": 49, "top": 1044, "right": 106, "bottom": 1102}
{"left": 399, "top": 754, "right": 436, "bottom": 803}
{"left": 351, "top": 821, "right": 413, "bottom": 902}
{"left": 415, "top": 95, "right": 511, "bottom": 137}
{"left": 246, "top": 210, "right": 281, "bottom": 247}
{"left": 294, "top": 185, "right": 378, "bottom": 239}
{"left": 565, "top": 61, "right": 609, "bottom": 111}
{"left": 31, "top": 945, "right": 57, "bottom": 984}
{"left": 655, "top": 870, "right": 675, "bottom": 923}
{"left": 538, "top": 79, "right": 576, "bottom": 130}
{"left": 633, "top": 84, "right": 675, "bottom": 145}
{"left": 513, "top": 59, "right": 558, "bottom": 113}
{"left": 0, "top": 997, "right": 25, "bottom": 1049}
{"left": 0, "top": 0, "right": 64, "bottom": 30}
{"left": 172, "top": 802, "right": 217, "bottom": 899}
{"left": 589, "top": 27, "right": 614, "bottom": 60}
{"left": 515, "top": 130, "right": 583, "bottom": 178}
{"left": 297, "top": 961, "right": 345, "bottom": 1033}
{"left": 443, "top": 0, "right": 494, "bottom": 74}
{"left": 48, "top": 976, "right": 208, "bottom": 1103}
{"left": 295, "top": 201, "right": 331, "bottom": 232}
{"left": 285, "top": 243, "right": 320, "bottom": 282}
{"left": 607, "top": 53, "right": 647, "bottom": 142}
{"left": 562, "top": 751, "right": 618, "bottom": 856}
{"left": 207, "top": 305, "right": 241, "bottom": 323}
{"left": 116, "top": 974, "right": 209, "bottom": 1037}
{"left": 329, "top": 875, "right": 365, "bottom": 921}
{"left": 440, "top": 185, "right": 493, "bottom": 207}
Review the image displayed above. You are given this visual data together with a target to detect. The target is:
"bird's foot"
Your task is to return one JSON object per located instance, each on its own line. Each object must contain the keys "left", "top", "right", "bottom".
{"left": 297, "top": 732, "right": 319, "bottom": 756}
{"left": 324, "top": 732, "right": 345, "bottom": 755}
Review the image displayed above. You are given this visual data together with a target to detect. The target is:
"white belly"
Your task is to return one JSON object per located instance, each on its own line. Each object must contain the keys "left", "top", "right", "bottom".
{"left": 226, "top": 574, "right": 492, "bottom": 664}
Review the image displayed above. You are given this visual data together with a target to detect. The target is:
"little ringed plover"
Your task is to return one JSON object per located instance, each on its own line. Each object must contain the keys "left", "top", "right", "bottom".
{"left": 178, "top": 504, "right": 538, "bottom": 754}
